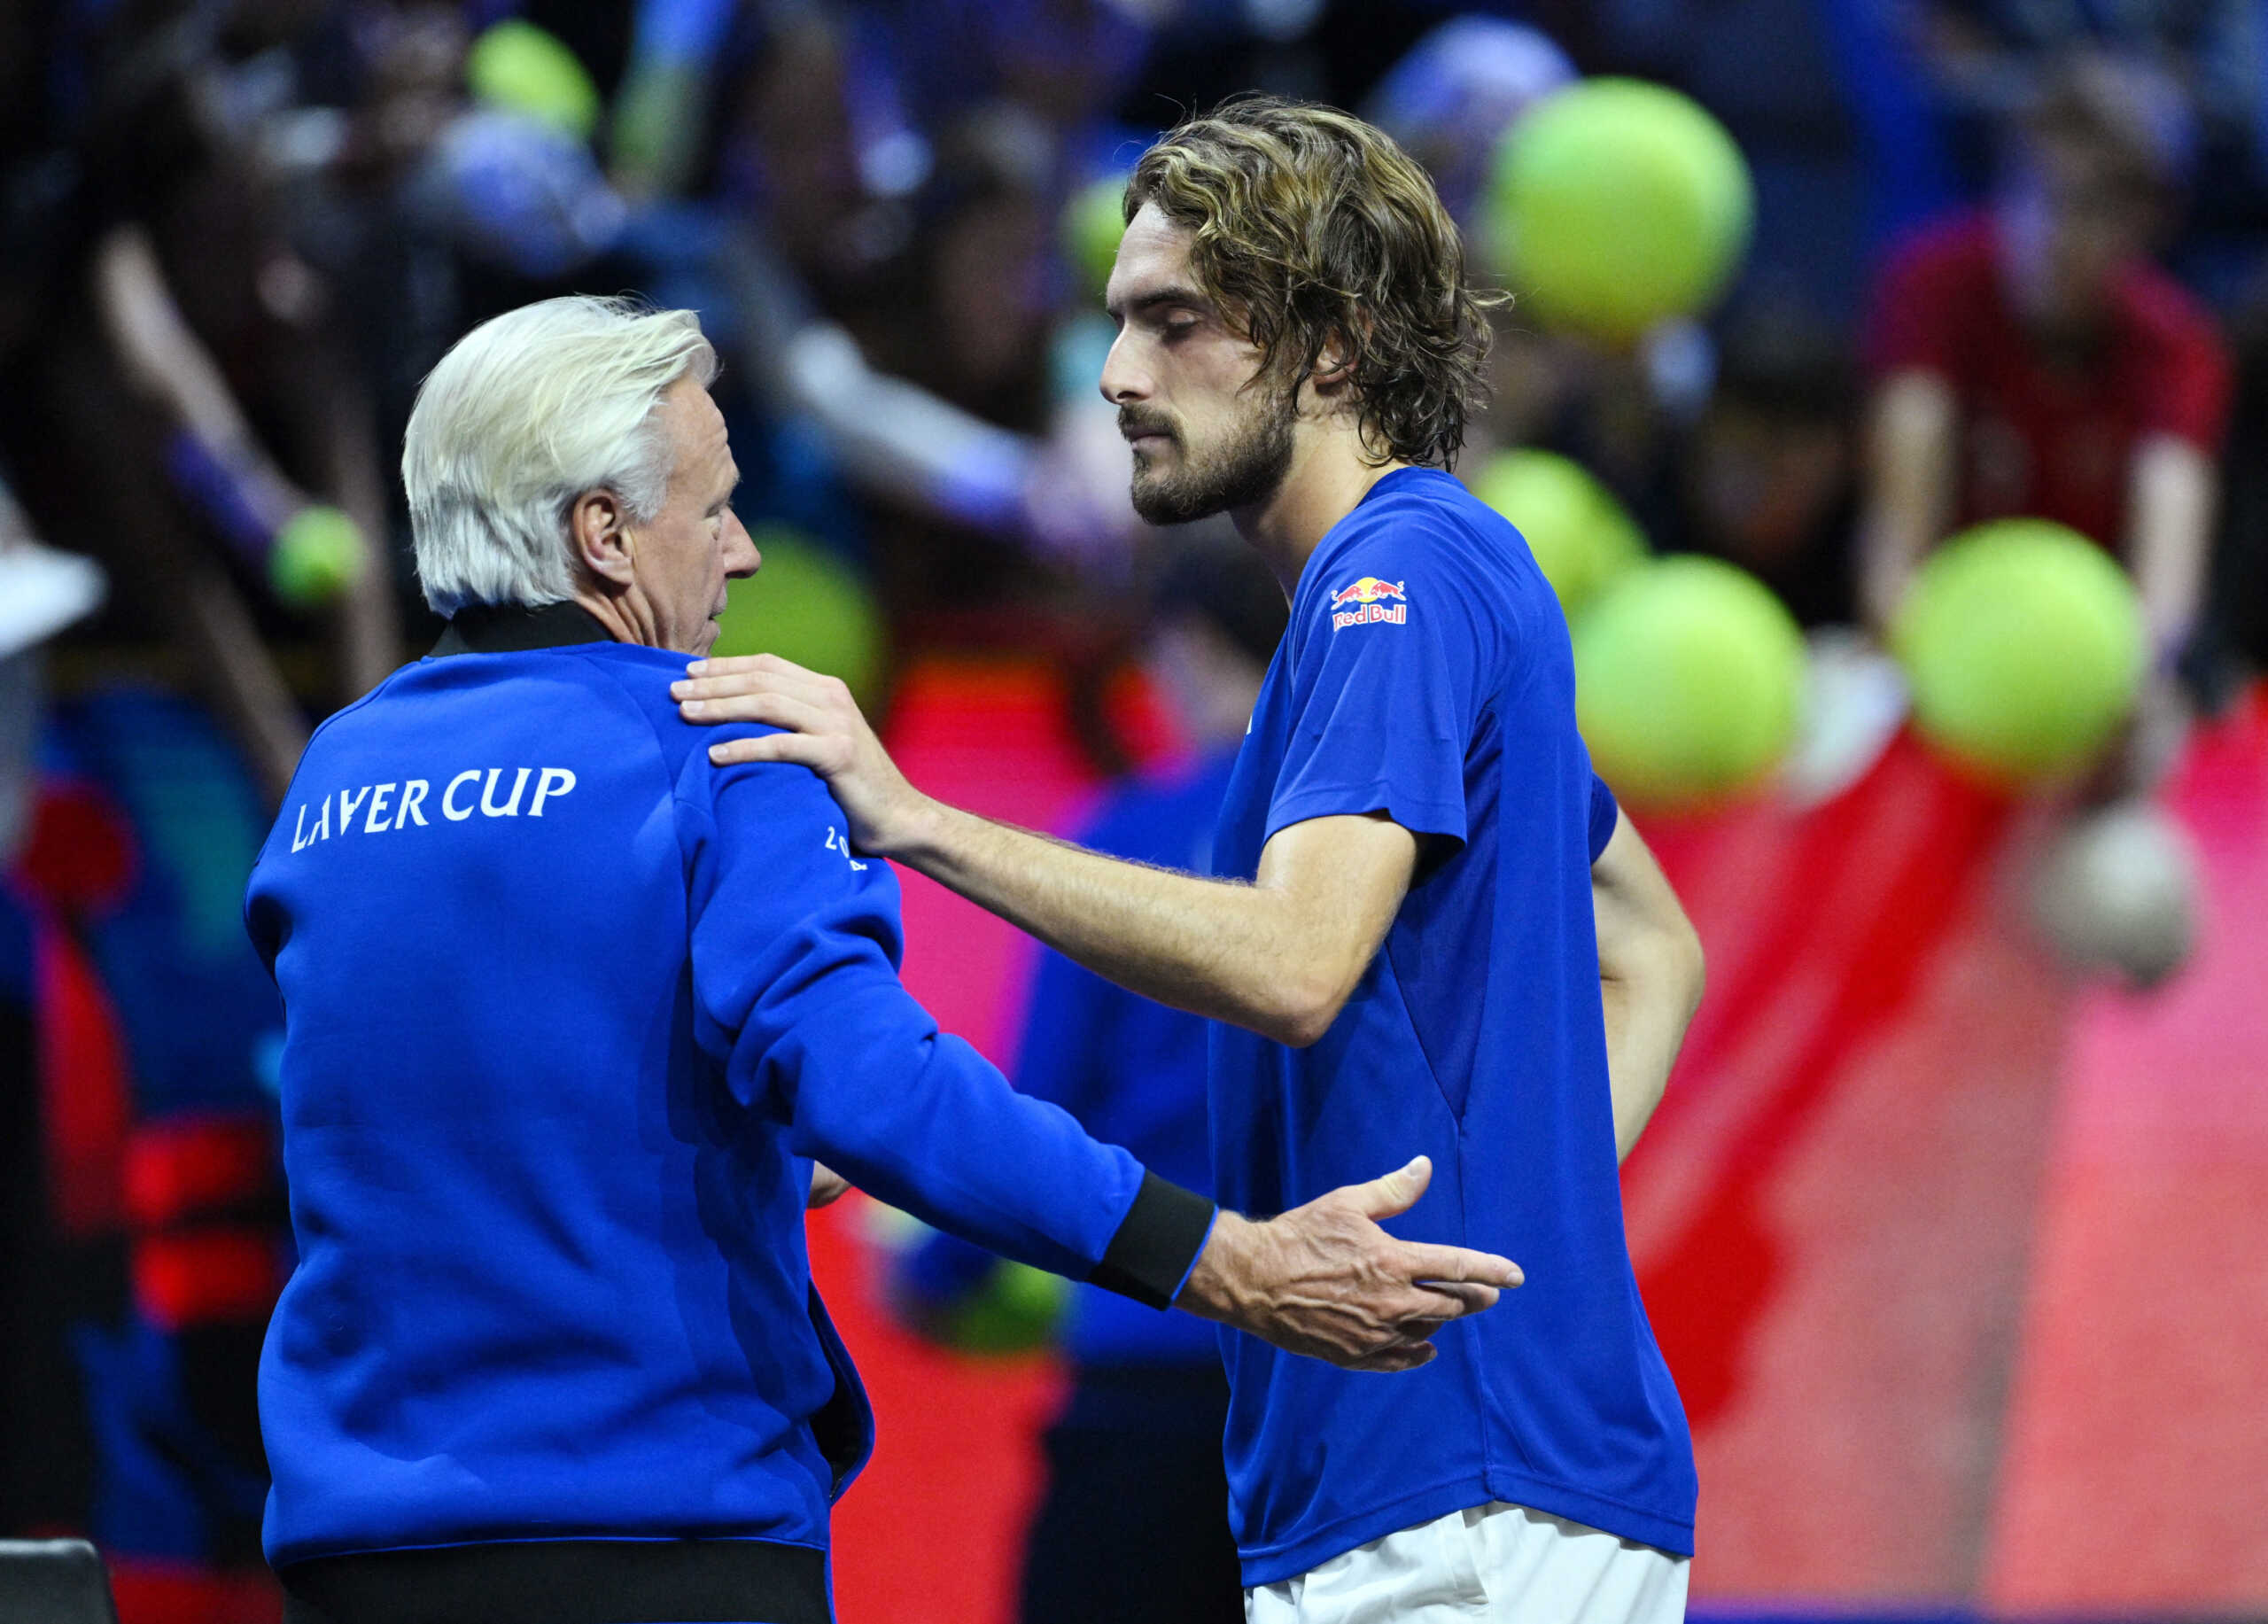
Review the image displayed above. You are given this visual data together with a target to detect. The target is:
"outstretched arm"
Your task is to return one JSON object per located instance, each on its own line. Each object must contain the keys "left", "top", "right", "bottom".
{"left": 694, "top": 754, "right": 1518, "bottom": 1370}
{"left": 676, "top": 656, "right": 1418, "bottom": 1047}
{"left": 895, "top": 804, "right": 1415, "bottom": 1049}
{"left": 1592, "top": 810, "right": 1705, "bottom": 1162}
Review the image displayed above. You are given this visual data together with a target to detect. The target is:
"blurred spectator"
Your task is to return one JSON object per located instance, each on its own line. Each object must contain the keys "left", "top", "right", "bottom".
{"left": 1130, "top": 0, "right": 1558, "bottom": 128}
{"left": 321, "top": 6, "right": 643, "bottom": 443}
{"left": 0, "top": 471, "right": 109, "bottom": 1560}
{"left": 1906, "top": 0, "right": 2268, "bottom": 304}
{"left": 865, "top": 105, "right": 1058, "bottom": 437}
{"left": 1359, "top": 14, "right": 1575, "bottom": 229}
{"left": 727, "top": 11, "right": 901, "bottom": 305}
{"left": 848, "top": 105, "right": 1065, "bottom": 612}
{"left": 874, "top": 0, "right": 1150, "bottom": 158}
{"left": 894, "top": 537, "right": 1285, "bottom": 1624}
{"left": 3, "top": 0, "right": 403, "bottom": 799}
{"left": 1590, "top": 0, "right": 1884, "bottom": 322}
{"left": 1670, "top": 307, "right": 1860, "bottom": 627}
{"left": 1857, "top": 53, "right": 2232, "bottom": 688}
{"left": 1, "top": 472, "right": 288, "bottom": 1620}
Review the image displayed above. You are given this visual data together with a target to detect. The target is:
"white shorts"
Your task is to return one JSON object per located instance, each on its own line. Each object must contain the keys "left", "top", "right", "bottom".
{"left": 1245, "top": 1501, "right": 1689, "bottom": 1624}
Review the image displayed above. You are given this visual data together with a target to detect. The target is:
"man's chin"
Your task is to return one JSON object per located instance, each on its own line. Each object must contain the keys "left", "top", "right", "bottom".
{"left": 1130, "top": 477, "right": 1222, "bottom": 529}
{"left": 1130, "top": 491, "right": 1191, "bottom": 527}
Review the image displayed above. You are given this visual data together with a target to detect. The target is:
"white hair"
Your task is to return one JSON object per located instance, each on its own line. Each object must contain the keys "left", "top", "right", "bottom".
{"left": 403, "top": 296, "right": 718, "bottom": 617}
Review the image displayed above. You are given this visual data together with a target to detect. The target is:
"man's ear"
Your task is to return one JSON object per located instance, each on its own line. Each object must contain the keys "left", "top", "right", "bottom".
{"left": 570, "top": 488, "right": 635, "bottom": 587}
{"left": 1307, "top": 327, "right": 1360, "bottom": 398}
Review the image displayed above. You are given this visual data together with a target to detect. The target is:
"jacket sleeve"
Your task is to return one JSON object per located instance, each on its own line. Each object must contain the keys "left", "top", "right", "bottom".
{"left": 680, "top": 742, "right": 1214, "bottom": 1307}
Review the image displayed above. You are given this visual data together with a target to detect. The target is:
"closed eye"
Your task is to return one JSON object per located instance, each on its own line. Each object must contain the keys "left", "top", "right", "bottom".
{"left": 1112, "top": 284, "right": 1212, "bottom": 337}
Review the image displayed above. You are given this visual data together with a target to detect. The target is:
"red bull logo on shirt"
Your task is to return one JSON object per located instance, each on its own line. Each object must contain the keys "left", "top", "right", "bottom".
{"left": 1329, "top": 577, "right": 1407, "bottom": 630}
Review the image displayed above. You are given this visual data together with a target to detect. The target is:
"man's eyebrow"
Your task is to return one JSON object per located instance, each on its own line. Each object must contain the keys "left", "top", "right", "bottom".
{"left": 1109, "top": 284, "right": 1211, "bottom": 322}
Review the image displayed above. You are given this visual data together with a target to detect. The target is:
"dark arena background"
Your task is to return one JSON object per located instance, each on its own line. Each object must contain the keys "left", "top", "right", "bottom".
{"left": 3, "top": 0, "right": 2265, "bottom": 1620}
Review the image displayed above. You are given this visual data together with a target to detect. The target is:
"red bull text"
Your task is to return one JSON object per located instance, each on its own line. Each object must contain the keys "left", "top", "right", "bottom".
{"left": 1330, "top": 577, "right": 1407, "bottom": 629}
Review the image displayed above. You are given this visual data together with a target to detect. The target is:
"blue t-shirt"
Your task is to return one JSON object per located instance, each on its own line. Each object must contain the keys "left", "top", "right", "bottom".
{"left": 1209, "top": 468, "right": 1695, "bottom": 1584}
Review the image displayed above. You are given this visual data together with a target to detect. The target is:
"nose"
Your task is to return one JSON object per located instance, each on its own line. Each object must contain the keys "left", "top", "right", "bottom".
{"left": 724, "top": 510, "right": 761, "bottom": 579}
{"left": 1099, "top": 328, "right": 1150, "bottom": 407}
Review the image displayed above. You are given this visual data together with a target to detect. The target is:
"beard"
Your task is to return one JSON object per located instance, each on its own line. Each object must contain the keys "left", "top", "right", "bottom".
{"left": 1124, "top": 389, "right": 1296, "bottom": 527}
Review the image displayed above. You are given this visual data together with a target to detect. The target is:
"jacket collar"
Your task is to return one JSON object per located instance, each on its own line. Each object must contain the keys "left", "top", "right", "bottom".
{"left": 430, "top": 601, "right": 616, "bottom": 657}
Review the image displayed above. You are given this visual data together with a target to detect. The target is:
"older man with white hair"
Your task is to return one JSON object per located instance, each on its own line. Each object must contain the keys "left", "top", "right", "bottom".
{"left": 241, "top": 296, "right": 1521, "bottom": 1624}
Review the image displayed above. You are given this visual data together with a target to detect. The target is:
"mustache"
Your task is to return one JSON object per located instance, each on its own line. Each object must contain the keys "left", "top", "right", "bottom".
{"left": 1117, "top": 408, "right": 1179, "bottom": 444}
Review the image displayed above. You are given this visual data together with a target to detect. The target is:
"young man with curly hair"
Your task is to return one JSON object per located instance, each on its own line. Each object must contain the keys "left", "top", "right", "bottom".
{"left": 678, "top": 97, "right": 1705, "bottom": 1621}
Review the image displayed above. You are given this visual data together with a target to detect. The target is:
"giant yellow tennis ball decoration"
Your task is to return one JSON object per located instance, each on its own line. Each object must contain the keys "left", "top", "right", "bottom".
{"left": 1486, "top": 78, "right": 1754, "bottom": 341}
{"left": 1468, "top": 448, "right": 1646, "bottom": 618}
{"left": 466, "top": 19, "right": 601, "bottom": 143}
{"left": 711, "top": 528, "right": 888, "bottom": 708}
{"left": 1891, "top": 518, "right": 2145, "bottom": 786}
{"left": 1573, "top": 556, "right": 1806, "bottom": 811}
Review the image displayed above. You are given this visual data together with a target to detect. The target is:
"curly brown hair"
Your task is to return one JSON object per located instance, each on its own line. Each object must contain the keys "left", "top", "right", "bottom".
{"left": 1125, "top": 94, "right": 1505, "bottom": 470}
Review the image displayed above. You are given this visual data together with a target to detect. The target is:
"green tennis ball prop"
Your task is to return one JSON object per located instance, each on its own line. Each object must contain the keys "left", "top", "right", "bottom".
{"left": 1468, "top": 449, "right": 1646, "bottom": 618}
{"left": 466, "top": 20, "right": 601, "bottom": 143}
{"left": 1573, "top": 556, "right": 1806, "bottom": 811}
{"left": 1486, "top": 78, "right": 1754, "bottom": 341}
{"left": 711, "top": 528, "right": 888, "bottom": 707}
{"left": 269, "top": 506, "right": 366, "bottom": 609}
{"left": 1061, "top": 176, "right": 1129, "bottom": 302}
{"left": 1891, "top": 519, "right": 2145, "bottom": 786}
{"left": 940, "top": 1260, "right": 1070, "bottom": 1356}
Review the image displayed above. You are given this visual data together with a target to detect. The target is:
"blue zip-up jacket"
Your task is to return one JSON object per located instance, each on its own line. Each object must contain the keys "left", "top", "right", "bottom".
{"left": 243, "top": 606, "right": 1214, "bottom": 1615}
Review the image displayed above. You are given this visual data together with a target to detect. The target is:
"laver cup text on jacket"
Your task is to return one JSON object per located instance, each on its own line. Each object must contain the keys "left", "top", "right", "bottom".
{"left": 287, "top": 767, "right": 579, "bottom": 850}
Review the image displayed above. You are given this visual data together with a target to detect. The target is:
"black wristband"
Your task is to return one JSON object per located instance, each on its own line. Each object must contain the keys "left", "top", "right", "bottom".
{"left": 1088, "top": 1169, "right": 1216, "bottom": 1310}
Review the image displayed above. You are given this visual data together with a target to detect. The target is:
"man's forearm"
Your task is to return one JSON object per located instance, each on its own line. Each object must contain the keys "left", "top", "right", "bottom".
{"left": 1600, "top": 968, "right": 1697, "bottom": 1162}
{"left": 675, "top": 657, "right": 1412, "bottom": 1043}
{"left": 893, "top": 798, "right": 1328, "bottom": 1044}
{"left": 1589, "top": 812, "right": 1705, "bottom": 1162}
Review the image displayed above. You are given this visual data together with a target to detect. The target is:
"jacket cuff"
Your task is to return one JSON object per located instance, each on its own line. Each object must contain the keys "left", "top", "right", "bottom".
{"left": 1088, "top": 1170, "right": 1217, "bottom": 1310}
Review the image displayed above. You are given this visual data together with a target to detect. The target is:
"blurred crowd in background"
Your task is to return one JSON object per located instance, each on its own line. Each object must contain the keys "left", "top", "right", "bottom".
{"left": 4, "top": 0, "right": 2267, "bottom": 1618}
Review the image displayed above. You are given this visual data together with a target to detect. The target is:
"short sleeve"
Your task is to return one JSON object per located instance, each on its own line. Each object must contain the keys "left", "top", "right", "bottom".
{"left": 1587, "top": 772, "right": 1619, "bottom": 863}
{"left": 1268, "top": 520, "right": 1495, "bottom": 849}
